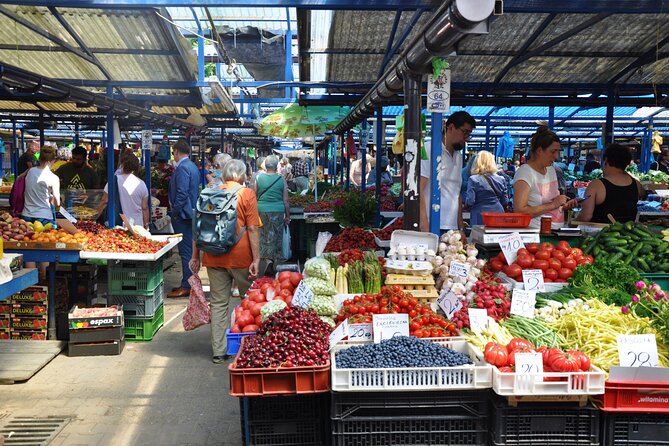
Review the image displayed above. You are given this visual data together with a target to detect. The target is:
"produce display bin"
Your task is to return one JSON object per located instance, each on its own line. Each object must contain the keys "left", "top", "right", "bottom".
{"left": 107, "top": 259, "right": 163, "bottom": 295}
{"left": 107, "top": 282, "right": 164, "bottom": 318}
{"left": 490, "top": 395, "right": 601, "bottom": 445}
{"left": 229, "top": 337, "right": 331, "bottom": 397}
{"left": 491, "top": 365, "right": 606, "bottom": 396}
{"left": 69, "top": 306, "right": 123, "bottom": 329}
{"left": 330, "top": 338, "right": 492, "bottom": 392}
{"left": 600, "top": 380, "right": 669, "bottom": 412}
{"left": 226, "top": 329, "right": 254, "bottom": 356}
{"left": 123, "top": 304, "right": 164, "bottom": 341}
{"left": 481, "top": 212, "right": 532, "bottom": 228}
{"left": 601, "top": 412, "right": 669, "bottom": 446}
{"left": 331, "top": 390, "right": 488, "bottom": 446}
{"left": 239, "top": 393, "right": 330, "bottom": 446}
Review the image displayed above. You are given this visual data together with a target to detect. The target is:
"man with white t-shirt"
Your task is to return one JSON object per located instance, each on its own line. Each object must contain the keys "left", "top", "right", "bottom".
{"left": 97, "top": 154, "right": 149, "bottom": 228}
{"left": 420, "top": 111, "right": 476, "bottom": 233}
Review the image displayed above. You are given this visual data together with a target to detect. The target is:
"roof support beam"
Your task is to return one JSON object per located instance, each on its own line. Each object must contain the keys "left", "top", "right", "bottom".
{"left": 377, "top": 8, "right": 426, "bottom": 78}
{"left": 378, "top": 9, "right": 403, "bottom": 77}
{"left": 155, "top": 8, "right": 196, "bottom": 82}
{"left": 495, "top": 13, "right": 610, "bottom": 83}
{"left": 0, "top": 1, "right": 438, "bottom": 10}
{"left": 0, "top": 5, "right": 96, "bottom": 65}
{"left": 0, "top": 44, "right": 177, "bottom": 55}
{"left": 608, "top": 34, "right": 669, "bottom": 84}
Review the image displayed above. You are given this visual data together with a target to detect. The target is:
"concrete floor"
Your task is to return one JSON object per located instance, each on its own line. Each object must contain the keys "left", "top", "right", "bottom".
{"left": 0, "top": 255, "right": 243, "bottom": 446}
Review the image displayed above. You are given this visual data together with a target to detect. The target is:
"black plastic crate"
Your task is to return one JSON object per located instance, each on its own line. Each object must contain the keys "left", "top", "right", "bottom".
{"left": 239, "top": 393, "right": 330, "bottom": 446}
{"left": 490, "top": 395, "right": 600, "bottom": 445}
{"left": 602, "top": 412, "right": 669, "bottom": 446}
{"left": 331, "top": 390, "right": 488, "bottom": 446}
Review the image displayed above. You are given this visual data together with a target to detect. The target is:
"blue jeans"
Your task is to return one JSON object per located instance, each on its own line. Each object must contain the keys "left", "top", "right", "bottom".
{"left": 172, "top": 215, "right": 193, "bottom": 289}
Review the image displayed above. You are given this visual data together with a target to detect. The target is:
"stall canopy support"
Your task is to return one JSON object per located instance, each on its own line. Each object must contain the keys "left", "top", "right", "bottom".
{"left": 375, "top": 107, "right": 384, "bottom": 228}
{"left": 402, "top": 74, "right": 422, "bottom": 231}
{"left": 106, "top": 85, "right": 116, "bottom": 228}
{"left": 144, "top": 119, "right": 152, "bottom": 230}
{"left": 430, "top": 113, "right": 442, "bottom": 235}
{"left": 11, "top": 120, "right": 17, "bottom": 176}
{"left": 361, "top": 120, "right": 367, "bottom": 193}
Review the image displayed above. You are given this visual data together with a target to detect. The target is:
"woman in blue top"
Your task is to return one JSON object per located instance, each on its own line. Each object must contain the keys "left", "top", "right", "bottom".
{"left": 252, "top": 155, "right": 290, "bottom": 271}
{"left": 465, "top": 150, "right": 509, "bottom": 226}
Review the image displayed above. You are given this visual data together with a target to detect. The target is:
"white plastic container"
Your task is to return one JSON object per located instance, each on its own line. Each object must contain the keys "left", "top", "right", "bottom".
{"left": 388, "top": 230, "right": 438, "bottom": 261}
{"left": 491, "top": 365, "right": 606, "bottom": 396}
{"left": 330, "top": 338, "right": 492, "bottom": 392}
{"left": 496, "top": 272, "right": 569, "bottom": 293}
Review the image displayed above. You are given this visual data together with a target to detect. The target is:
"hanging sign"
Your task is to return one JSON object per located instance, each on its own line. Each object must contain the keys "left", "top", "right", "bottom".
{"left": 427, "top": 70, "right": 451, "bottom": 113}
{"left": 141, "top": 130, "right": 152, "bottom": 152}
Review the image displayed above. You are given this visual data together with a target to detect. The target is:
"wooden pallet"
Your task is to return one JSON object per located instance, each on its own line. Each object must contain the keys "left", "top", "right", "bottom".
{"left": 0, "top": 340, "right": 66, "bottom": 384}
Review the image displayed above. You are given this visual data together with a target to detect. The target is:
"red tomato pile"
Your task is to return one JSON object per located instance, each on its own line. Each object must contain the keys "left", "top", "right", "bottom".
{"left": 488, "top": 241, "right": 594, "bottom": 282}
{"left": 372, "top": 218, "right": 404, "bottom": 241}
{"left": 449, "top": 279, "right": 511, "bottom": 329}
{"left": 335, "top": 285, "right": 459, "bottom": 338}
{"left": 484, "top": 338, "right": 591, "bottom": 374}
{"left": 84, "top": 228, "right": 168, "bottom": 253}
{"left": 325, "top": 228, "right": 377, "bottom": 252}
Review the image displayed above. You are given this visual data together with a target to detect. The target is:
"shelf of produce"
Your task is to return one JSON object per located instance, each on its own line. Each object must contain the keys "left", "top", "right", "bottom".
{"left": 491, "top": 366, "right": 606, "bottom": 396}
{"left": 330, "top": 338, "right": 492, "bottom": 392}
{"left": 79, "top": 235, "right": 180, "bottom": 261}
{"left": 0, "top": 268, "right": 38, "bottom": 302}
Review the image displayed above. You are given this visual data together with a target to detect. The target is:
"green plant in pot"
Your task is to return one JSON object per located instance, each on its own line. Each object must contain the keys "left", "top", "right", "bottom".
{"left": 333, "top": 191, "right": 376, "bottom": 228}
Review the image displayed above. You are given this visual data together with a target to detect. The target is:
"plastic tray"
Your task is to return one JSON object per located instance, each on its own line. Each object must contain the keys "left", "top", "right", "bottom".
{"left": 388, "top": 230, "right": 438, "bottom": 261}
{"left": 226, "top": 329, "right": 254, "bottom": 356}
{"left": 490, "top": 395, "right": 600, "bottom": 445}
{"left": 123, "top": 304, "right": 164, "bottom": 341}
{"left": 373, "top": 234, "right": 390, "bottom": 249}
{"left": 229, "top": 337, "right": 331, "bottom": 397}
{"left": 330, "top": 338, "right": 492, "bottom": 392}
{"left": 108, "top": 260, "right": 163, "bottom": 295}
{"left": 601, "top": 412, "right": 669, "bottom": 446}
{"left": 491, "top": 364, "right": 606, "bottom": 396}
{"left": 107, "top": 282, "right": 164, "bottom": 318}
{"left": 600, "top": 380, "right": 669, "bottom": 412}
{"left": 240, "top": 394, "right": 330, "bottom": 446}
{"left": 79, "top": 235, "right": 180, "bottom": 261}
{"left": 331, "top": 390, "right": 488, "bottom": 446}
{"left": 482, "top": 212, "right": 532, "bottom": 228}
{"left": 497, "top": 272, "right": 569, "bottom": 293}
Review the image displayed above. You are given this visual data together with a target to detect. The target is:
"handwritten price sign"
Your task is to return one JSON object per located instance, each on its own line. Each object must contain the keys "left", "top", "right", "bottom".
{"left": 292, "top": 281, "right": 315, "bottom": 309}
{"left": 522, "top": 270, "right": 545, "bottom": 292}
{"left": 373, "top": 314, "right": 409, "bottom": 343}
{"left": 510, "top": 289, "right": 536, "bottom": 319}
{"left": 329, "top": 319, "right": 349, "bottom": 350}
{"left": 348, "top": 323, "right": 373, "bottom": 341}
{"left": 449, "top": 261, "right": 471, "bottom": 279}
{"left": 498, "top": 232, "right": 525, "bottom": 265}
{"left": 437, "top": 290, "right": 463, "bottom": 320}
{"left": 515, "top": 352, "right": 544, "bottom": 375}
{"left": 468, "top": 308, "right": 488, "bottom": 333}
{"left": 617, "top": 334, "right": 659, "bottom": 367}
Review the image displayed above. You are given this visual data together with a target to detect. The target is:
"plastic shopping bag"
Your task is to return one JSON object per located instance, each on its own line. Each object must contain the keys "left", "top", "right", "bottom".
{"left": 183, "top": 274, "right": 211, "bottom": 331}
{"left": 282, "top": 226, "right": 292, "bottom": 260}
{"left": 315, "top": 232, "right": 332, "bottom": 257}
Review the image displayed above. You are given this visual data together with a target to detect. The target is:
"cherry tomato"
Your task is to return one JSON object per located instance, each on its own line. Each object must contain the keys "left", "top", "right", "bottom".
{"left": 532, "top": 259, "right": 549, "bottom": 271}
{"left": 535, "top": 250, "right": 551, "bottom": 260}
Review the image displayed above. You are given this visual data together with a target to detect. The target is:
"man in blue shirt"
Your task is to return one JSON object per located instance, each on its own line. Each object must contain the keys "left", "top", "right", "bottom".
{"left": 167, "top": 138, "right": 201, "bottom": 298}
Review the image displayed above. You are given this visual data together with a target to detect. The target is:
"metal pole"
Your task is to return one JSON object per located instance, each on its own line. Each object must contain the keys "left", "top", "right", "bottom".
{"left": 402, "top": 74, "right": 422, "bottom": 231}
{"left": 74, "top": 121, "right": 79, "bottom": 147}
{"left": 361, "top": 121, "right": 367, "bottom": 192}
{"left": 144, "top": 118, "right": 152, "bottom": 230}
{"left": 604, "top": 92, "right": 615, "bottom": 146}
{"left": 39, "top": 112, "right": 45, "bottom": 148}
{"left": 485, "top": 117, "right": 491, "bottom": 152}
{"left": 375, "top": 107, "right": 384, "bottom": 227}
{"left": 339, "top": 135, "right": 344, "bottom": 185}
{"left": 345, "top": 132, "right": 351, "bottom": 191}
{"left": 548, "top": 106, "right": 555, "bottom": 129}
{"left": 430, "top": 113, "right": 443, "bottom": 235}
{"left": 106, "top": 85, "right": 116, "bottom": 228}
{"left": 11, "top": 120, "right": 17, "bottom": 176}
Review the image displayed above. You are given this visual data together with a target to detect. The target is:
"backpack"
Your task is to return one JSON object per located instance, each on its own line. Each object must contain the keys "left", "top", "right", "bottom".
{"left": 194, "top": 185, "right": 246, "bottom": 256}
{"left": 9, "top": 173, "right": 26, "bottom": 217}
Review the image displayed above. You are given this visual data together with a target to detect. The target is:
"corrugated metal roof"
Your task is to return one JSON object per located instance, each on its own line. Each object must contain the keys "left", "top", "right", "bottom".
{"left": 37, "top": 102, "right": 97, "bottom": 113}
{"left": 0, "top": 101, "right": 39, "bottom": 111}
{"left": 459, "top": 13, "right": 547, "bottom": 53}
{"left": 504, "top": 56, "right": 636, "bottom": 83}
{"left": 0, "top": 49, "right": 104, "bottom": 80}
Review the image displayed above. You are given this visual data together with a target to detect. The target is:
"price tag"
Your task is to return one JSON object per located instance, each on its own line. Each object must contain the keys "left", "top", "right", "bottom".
{"left": 58, "top": 207, "right": 77, "bottom": 224}
{"left": 437, "top": 290, "right": 463, "bottom": 320}
{"left": 515, "top": 352, "right": 544, "bottom": 375}
{"left": 522, "top": 270, "right": 545, "bottom": 292}
{"left": 348, "top": 323, "right": 373, "bottom": 341}
{"left": 449, "top": 261, "right": 471, "bottom": 279}
{"left": 468, "top": 308, "right": 488, "bottom": 333}
{"left": 510, "top": 289, "right": 536, "bottom": 318}
{"left": 498, "top": 232, "right": 525, "bottom": 265}
{"left": 329, "top": 319, "right": 349, "bottom": 350}
{"left": 292, "top": 281, "right": 315, "bottom": 309}
{"left": 617, "top": 334, "right": 659, "bottom": 367}
{"left": 55, "top": 242, "right": 66, "bottom": 249}
{"left": 372, "top": 313, "right": 409, "bottom": 343}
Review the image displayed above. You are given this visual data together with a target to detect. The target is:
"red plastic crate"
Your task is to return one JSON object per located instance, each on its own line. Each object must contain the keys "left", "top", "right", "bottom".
{"left": 482, "top": 212, "right": 532, "bottom": 228}
{"left": 229, "top": 337, "right": 330, "bottom": 397}
{"left": 600, "top": 380, "right": 669, "bottom": 412}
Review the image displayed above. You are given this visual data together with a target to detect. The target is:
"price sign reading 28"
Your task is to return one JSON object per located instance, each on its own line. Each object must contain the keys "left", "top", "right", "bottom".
{"left": 617, "top": 334, "right": 659, "bottom": 367}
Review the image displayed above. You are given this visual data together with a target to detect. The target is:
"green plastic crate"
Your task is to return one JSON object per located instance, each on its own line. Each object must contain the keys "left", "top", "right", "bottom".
{"left": 108, "top": 260, "right": 163, "bottom": 295}
{"left": 124, "top": 304, "right": 164, "bottom": 341}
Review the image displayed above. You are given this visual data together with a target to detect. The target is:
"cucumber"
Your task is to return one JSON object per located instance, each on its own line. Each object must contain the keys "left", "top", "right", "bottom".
{"left": 638, "top": 258, "right": 650, "bottom": 272}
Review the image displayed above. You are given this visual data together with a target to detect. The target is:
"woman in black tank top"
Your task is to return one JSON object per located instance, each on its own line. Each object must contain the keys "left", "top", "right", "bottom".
{"left": 577, "top": 144, "right": 644, "bottom": 224}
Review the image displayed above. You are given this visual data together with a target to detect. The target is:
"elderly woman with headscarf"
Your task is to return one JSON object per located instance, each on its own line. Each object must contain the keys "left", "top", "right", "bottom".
{"left": 252, "top": 155, "right": 290, "bottom": 272}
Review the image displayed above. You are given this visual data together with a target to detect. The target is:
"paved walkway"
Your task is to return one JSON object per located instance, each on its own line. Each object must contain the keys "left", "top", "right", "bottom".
{"left": 0, "top": 257, "right": 243, "bottom": 446}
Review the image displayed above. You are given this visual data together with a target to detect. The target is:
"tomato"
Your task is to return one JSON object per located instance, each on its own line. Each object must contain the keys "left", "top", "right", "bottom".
{"left": 277, "top": 271, "right": 292, "bottom": 282}
{"left": 230, "top": 324, "right": 241, "bottom": 334}
{"left": 575, "top": 255, "right": 587, "bottom": 265}
{"left": 234, "top": 306, "right": 244, "bottom": 319}
{"left": 535, "top": 250, "right": 551, "bottom": 260}
{"left": 249, "top": 303, "right": 263, "bottom": 317}
{"left": 280, "top": 289, "right": 291, "bottom": 298}
{"left": 545, "top": 268, "right": 558, "bottom": 281}
{"left": 237, "top": 312, "right": 254, "bottom": 327}
{"left": 536, "top": 346, "right": 550, "bottom": 364}
{"left": 484, "top": 342, "right": 509, "bottom": 367}
{"left": 517, "top": 255, "right": 533, "bottom": 269}
{"left": 242, "top": 324, "right": 259, "bottom": 333}
{"left": 568, "top": 350, "right": 591, "bottom": 371}
{"left": 507, "top": 264, "right": 523, "bottom": 279}
{"left": 507, "top": 338, "right": 534, "bottom": 353}
{"left": 251, "top": 292, "right": 266, "bottom": 303}
{"left": 410, "top": 321, "right": 422, "bottom": 331}
{"left": 583, "top": 255, "right": 594, "bottom": 264}
{"left": 280, "top": 279, "right": 293, "bottom": 292}
{"left": 548, "top": 258, "right": 562, "bottom": 271}
{"left": 540, "top": 242, "right": 555, "bottom": 252}
{"left": 551, "top": 249, "right": 566, "bottom": 262}
{"left": 498, "top": 366, "right": 514, "bottom": 373}
{"left": 563, "top": 257, "right": 577, "bottom": 270}
{"left": 490, "top": 258, "right": 504, "bottom": 272}
{"left": 517, "top": 248, "right": 530, "bottom": 257}
{"left": 532, "top": 259, "right": 549, "bottom": 271}
{"left": 289, "top": 272, "right": 302, "bottom": 287}
{"left": 526, "top": 243, "right": 540, "bottom": 254}
{"left": 255, "top": 315, "right": 262, "bottom": 325}
{"left": 548, "top": 350, "right": 580, "bottom": 372}
{"left": 260, "top": 283, "right": 272, "bottom": 296}
{"left": 557, "top": 240, "right": 571, "bottom": 253}
{"left": 285, "top": 295, "right": 293, "bottom": 306}
{"left": 571, "top": 247, "right": 583, "bottom": 257}
{"left": 558, "top": 267, "right": 573, "bottom": 280}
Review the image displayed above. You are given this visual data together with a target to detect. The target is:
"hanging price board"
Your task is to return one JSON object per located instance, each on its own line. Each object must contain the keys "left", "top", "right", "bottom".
{"left": 617, "top": 334, "right": 659, "bottom": 367}
{"left": 515, "top": 352, "right": 544, "bottom": 375}
{"left": 449, "top": 261, "right": 471, "bottom": 279}
{"left": 468, "top": 308, "right": 488, "bottom": 333}
{"left": 348, "top": 323, "right": 373, "bottom": 341}
{"left": 510, "top": 289, "right": 536, "bottom": 318}
{"left": 292, "top": 281, "right": 315, "bottom": 309}
{"left": 498, "top": 232, "right": 525, "bottom": 265}
{"left": 329, "top": 319, "right": 349, "bottom": 350}
{"left": 373, "top": 314, "right": 409, "bottom": 343}
{"left": 522, "top": 270, "right": 545, "bottom": 292}
{"left": 437, "top": 290, "right": 463, "bottom": 320}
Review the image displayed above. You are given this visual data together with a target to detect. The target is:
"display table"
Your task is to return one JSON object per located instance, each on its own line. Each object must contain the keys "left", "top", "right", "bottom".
{"left": 0, "top": 268, "right": 38, "bottom": 302}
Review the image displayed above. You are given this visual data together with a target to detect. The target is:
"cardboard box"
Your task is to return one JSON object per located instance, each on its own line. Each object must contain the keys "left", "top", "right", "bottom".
{"left": 11, "top": 302, "right": 48, "bottom": 317}
{"left": 0, "top": 304, "right": 12, "bottom": 314}
{"left": 68, "top": 339, "right": 124, "bottom": 356}
{"left": 68, "top": 306, "right": 123, "bottom": 330}
{"left": 11, "top": 316, "right": 48, "bottom": 330}
{"left": 11, "top": 330, "right": 47, "bottom": 340}
{"left": 0, "top": 328, "right": 9, "bottom": 340}
{"left": 10, "top": 286, "right": 48, "bottom": 303}
{"left": 0, "top": 314, "right": 9, "bottom": 329}
{"left": 69, "top": 326, "right": 123, "bottom": 343}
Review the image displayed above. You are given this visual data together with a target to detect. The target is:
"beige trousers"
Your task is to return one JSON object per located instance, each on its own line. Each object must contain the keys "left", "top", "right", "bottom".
{"left": 207, "top": 267, "right": 252, "bottom": 357}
